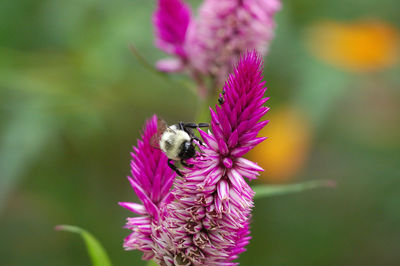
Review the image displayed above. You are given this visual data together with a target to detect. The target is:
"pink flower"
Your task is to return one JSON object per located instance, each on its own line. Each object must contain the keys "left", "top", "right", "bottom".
{"left": 119, "top": 115, "right": 175, "bottom": 260}
{"left": 156, "top": 51, "right": 269, "bottom": 265}
{"left": 187, "top": 0, "right": 281, "bottom": 84}
{"left": 153, "top": 0, "right": 191, "bottom": 72}
{"left": 120, "top": 52, "right": 269, "bottom": 265}
{"left": 152, "top": 0, "right": 281, "bottom": 85}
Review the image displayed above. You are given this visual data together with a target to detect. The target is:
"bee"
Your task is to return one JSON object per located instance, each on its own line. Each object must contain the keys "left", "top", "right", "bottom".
{"left": 152, "top": 120, "right": 209, "bottom": 176}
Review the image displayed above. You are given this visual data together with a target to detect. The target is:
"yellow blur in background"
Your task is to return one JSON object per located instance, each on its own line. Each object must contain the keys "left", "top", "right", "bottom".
{"left": 306, "top": 20, "right": 400, "bottom": 72}
{"left": 248, "top": 107, "right": 311, "bottom": 182}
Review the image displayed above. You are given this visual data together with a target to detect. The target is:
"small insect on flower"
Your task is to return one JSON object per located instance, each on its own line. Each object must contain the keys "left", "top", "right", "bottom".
{"left": 151, "top": 119, "right": 209, "bottom": 176}
{"left": 218, "top": 89, "right": 225, "bottom": 105}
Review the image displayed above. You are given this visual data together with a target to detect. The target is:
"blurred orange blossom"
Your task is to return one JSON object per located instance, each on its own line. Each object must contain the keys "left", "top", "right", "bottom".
{"left": 247, "top": 106, "right": 311, "bottom": 183}
{"left": 305, "top": 20, "right": 400, "bottom": 72}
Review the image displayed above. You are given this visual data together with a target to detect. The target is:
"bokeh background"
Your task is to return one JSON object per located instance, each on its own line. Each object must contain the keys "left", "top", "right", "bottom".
{"left": 1, "top": 0, "right": 399, "bottom": 265}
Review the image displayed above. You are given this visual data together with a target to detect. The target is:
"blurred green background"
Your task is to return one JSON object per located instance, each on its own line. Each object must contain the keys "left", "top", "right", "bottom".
{"left": 1, "top": 0, "right": 399, "bottom": 265}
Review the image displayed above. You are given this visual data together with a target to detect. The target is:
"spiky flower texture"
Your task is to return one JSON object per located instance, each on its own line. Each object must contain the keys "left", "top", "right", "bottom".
{"left": 120, "top": 52, "right": 269, "bottom": 265}
{"left": 153, "top": 0, "right": 280, "bottom": 85}
{"left": 187, "top": 0, "right": 281, "bottom": 84}
{"left": 118, "top": 115, "right": 176, "bottom": 260}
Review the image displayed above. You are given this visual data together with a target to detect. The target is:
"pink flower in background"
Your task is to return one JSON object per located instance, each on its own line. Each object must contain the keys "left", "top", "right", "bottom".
{"left": 153, "top": 0, "right": 280, "bottom": 85}
{"left": 120, "top": 52, "right": 269, "bottom": 265}
{"left": 153, "top": 0, "right": 191, "bottom": 72}
{"left": 187, "top": 0, "right": 281, "bottom": 84}
{"left": 119, "top": 115, "right": 175, "bottom": 260}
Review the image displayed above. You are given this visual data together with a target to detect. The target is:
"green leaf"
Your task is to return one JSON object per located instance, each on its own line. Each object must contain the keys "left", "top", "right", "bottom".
{"left": 55, "top": 225, "right": 112, "bottom": 266}
{"left": 253, "top": 180, "right": 336, "bottom": 199}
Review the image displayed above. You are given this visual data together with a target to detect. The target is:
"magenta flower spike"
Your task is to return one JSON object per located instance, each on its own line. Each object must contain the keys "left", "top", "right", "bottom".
{"left": 187, "top": 0, "right": 281, "bottom": 84}
{"left": 118, "top": 115, "right": 176, "bottom": 260}
{"left": 152, "top": 0, "right": 280, "bottom": 86}
{"left": 153, "top": 52, "right": 269, "bottom": 265}
{"left": 153, "top": 0, "right": 191, "bottom": 72}
{"left": 120, "top": 52, "right": 269, "bottom": 265}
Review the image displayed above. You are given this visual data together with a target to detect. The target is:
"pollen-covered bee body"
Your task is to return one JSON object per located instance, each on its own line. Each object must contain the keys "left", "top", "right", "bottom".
{"left": 154, "top": 119, "right": 209, "bottom": 177}
{"left": 159, "top": 125, "right": 191, "bottom": 160}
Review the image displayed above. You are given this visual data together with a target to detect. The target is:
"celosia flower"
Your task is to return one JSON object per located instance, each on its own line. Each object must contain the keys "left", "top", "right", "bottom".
{"left": 120, "top": 52, "right": 269, "bottom": 265}
{"left": 153, "top": 0, "right": 191, "bottom": 72}
{"left": 155, "top": 51, "right": 268, "bottom": 265}
{"left": 119, "top": 115, "right": 176, "bottom": 260}
{"left": 187, "top": 0, "right": 281, "bottom": 84}
{"left": 153, "top": 0, "right": 281, "bottom": 86}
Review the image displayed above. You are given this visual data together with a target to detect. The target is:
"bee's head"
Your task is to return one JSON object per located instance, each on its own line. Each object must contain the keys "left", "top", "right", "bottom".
{"left": 179, "top": 140, "right": 196, "bottom": 160}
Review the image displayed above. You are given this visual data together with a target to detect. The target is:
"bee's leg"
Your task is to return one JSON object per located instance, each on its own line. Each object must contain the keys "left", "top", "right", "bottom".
{"left": 197, "top": 123, "right": 209, "bottom": 128}
{"left": 179, "top": 122, "right": 210, "bottom": 128}
{"left": 181, "top": 123, "right": 209, "bottom": 138}
{"left": 183, "top": 123, "right": 208, "bottom": 136}
{"left": 182, "top": 123, "right": 197, "bottom": 130}
{"left": 183, "top": 123, "right": 208, "bottom": 146}
{"left": 181, "top": 123, "right": 196, "bottom": 140}
{"left": 191, "top": 136, "right": 204, "bottom": 146}
{"left": 183, "top": 122, "right": 209, "bottom": 129}
{"left": 181, "top": 159, "right": 193, "bottom": 168}
{"left": 178, "top": 122, "right": 186, "bottom": 131}
{"left": 167, "top": 159, "right": 183, "bottom": 177}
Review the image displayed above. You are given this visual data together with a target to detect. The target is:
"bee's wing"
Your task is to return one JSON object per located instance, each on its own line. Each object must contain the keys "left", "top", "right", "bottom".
{"left": 150, "top": 119, "right": 168, "bottom": 150}
{"left": 157, "top": 118, "right": 168, "bottom": 132}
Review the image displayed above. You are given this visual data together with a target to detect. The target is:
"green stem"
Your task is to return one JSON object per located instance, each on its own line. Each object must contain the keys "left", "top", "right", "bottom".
{"left": 129, "top": 44, "right": 199, "bottom": 97}
{"left": 253, "top": 180, "right": 336, "bottom": 199}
